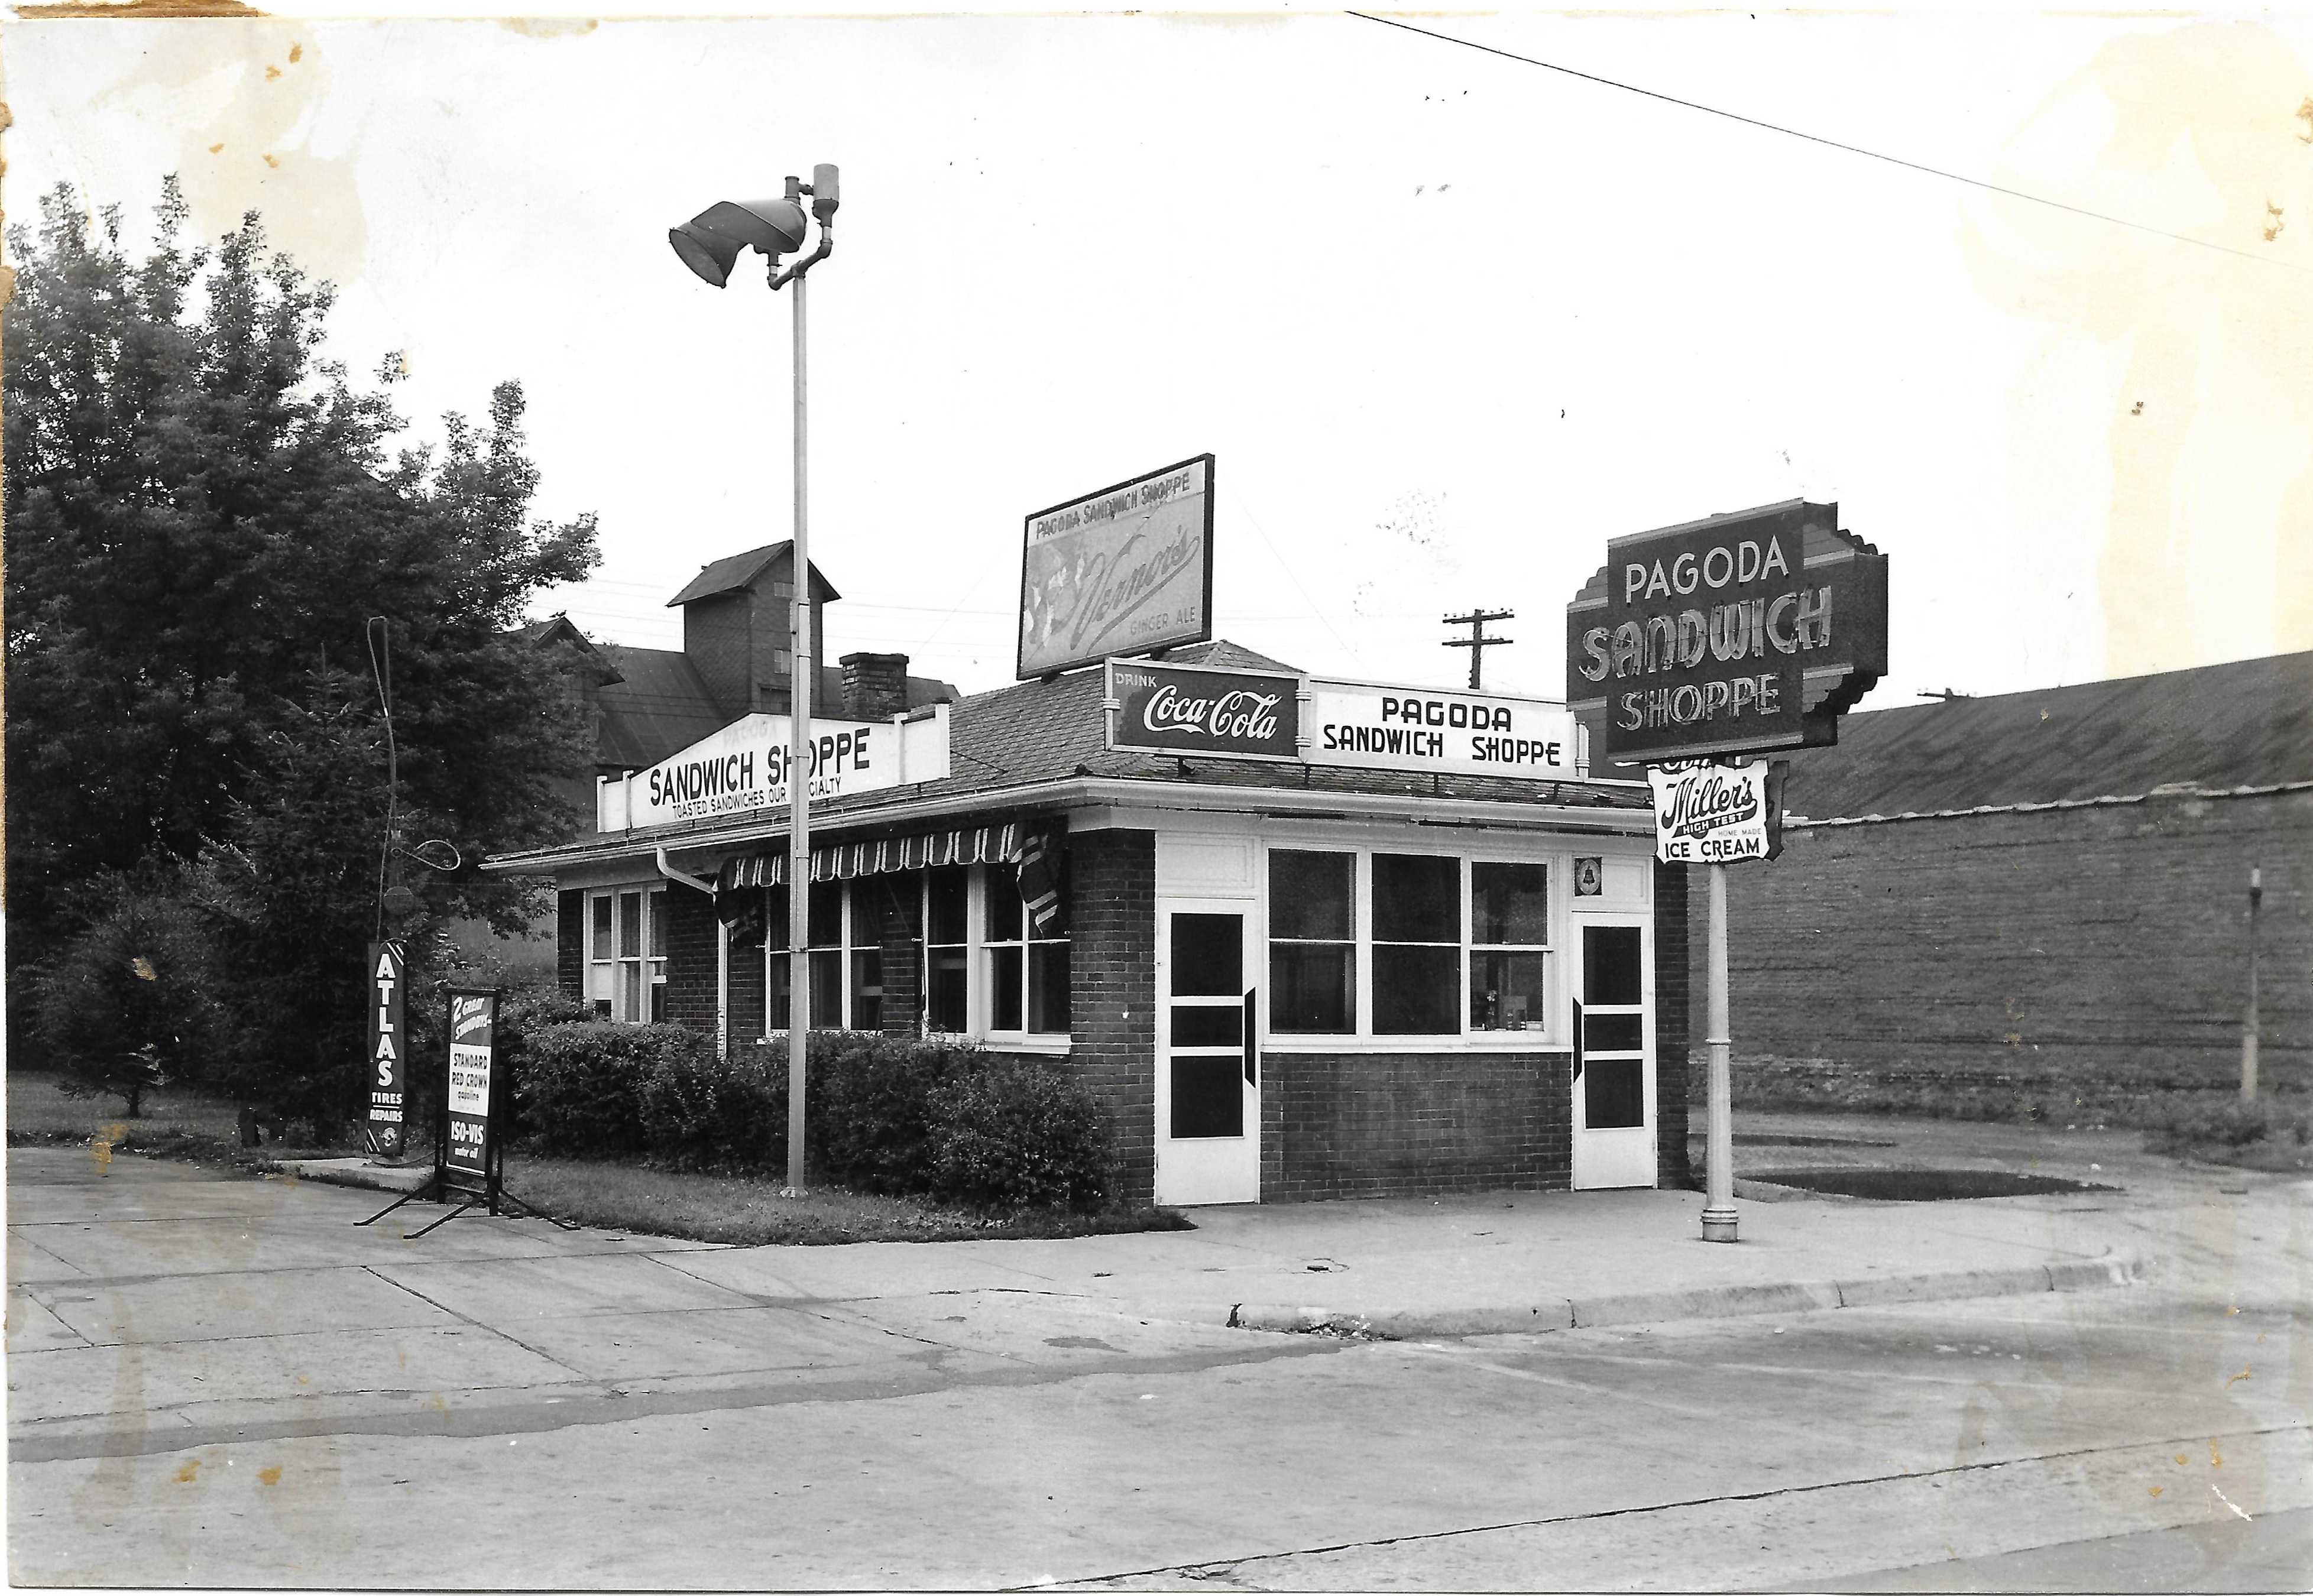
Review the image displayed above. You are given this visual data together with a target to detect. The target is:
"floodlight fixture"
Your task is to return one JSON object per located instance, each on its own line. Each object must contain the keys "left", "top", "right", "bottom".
{"left": 667, "top": 196, "right": 811, "bottom": 289}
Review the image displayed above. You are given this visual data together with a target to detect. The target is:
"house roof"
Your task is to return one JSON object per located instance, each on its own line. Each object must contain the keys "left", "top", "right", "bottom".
{"left": 518, "top": 614, "right": 621, "bottom": 684}
{"left": 594, "top": 645, "right": 731, "bottom": 771}
{"left": 1781, "top": 650, "right": 2313, "bottom": 819}
{"left": 493, "top": 640, "right": 1649, "bottom": 871}
{"left": 666, "top": 542, "right": 842, "bottom": 607}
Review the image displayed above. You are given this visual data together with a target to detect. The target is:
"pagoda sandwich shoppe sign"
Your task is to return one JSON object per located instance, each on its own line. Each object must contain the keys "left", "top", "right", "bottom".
{"left": 1566, "top": 499, "right": 1887, "bottom": 1245}
{"left": 1565, "top": 499, "right": 1886, "bottom": 767}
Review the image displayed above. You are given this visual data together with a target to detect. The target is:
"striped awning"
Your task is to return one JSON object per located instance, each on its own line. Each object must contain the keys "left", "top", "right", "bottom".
{"left": 714, "top": 822, "right": 1023, "bottom": 895}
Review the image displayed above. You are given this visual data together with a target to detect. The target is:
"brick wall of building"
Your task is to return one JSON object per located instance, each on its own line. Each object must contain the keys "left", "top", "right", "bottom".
{"left": 681, "top": 591, "right": 751, "bottom": 719}
{"left": 1067, "top": 829, "right": 1158, "bottom": 1205}
{"left": 864, "top": 873, "right": 925, "bottom": 1036}
{"left": 1261, "top": 1050, "right": 1572, "bottom": 1202}
{"left": 728, "top": 926, "right": 766, "bottom": 1041}
{"left": 662, "top": 885, "right": 722, "bottom": 1034}
{"left": 1684, "top": 786, "right": 2312, "bottom": 1098}
{"left": 1653, "top": 861, "right": 1694, "bottom": 1186}
{"left": 556, "top": 890, "right": 584, "bottom": 998}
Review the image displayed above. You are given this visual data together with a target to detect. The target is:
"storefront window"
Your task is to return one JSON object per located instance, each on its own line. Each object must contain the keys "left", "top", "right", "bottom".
{"left": 1269, "top": 849, "right": 1354, "bottom": 1033}
{"left": 1470, "top": 862, "right": 1549, "bottom": 1031}
{"left": 765, "top": 880, "right": 879, "bottom": 1032}
{"left": 586, "top": 887, "right": 666, "bottom": 1023}
{"left": 1372, "top": 854, "right": 1460, "bottom": 1034}
{"left": 924, "top": 866, "right": 970, "bottom": 1033}
{"left": 983, "top": 863, "right": 1071, "bottom": 1036}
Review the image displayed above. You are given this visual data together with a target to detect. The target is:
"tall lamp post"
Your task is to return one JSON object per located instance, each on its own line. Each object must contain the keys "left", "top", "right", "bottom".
{"left": 669, "top": 164, "right": 840, "bottom": 1192}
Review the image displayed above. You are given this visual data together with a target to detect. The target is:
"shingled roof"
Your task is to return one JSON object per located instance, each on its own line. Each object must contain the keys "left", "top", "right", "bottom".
{"left": 1781, "top": 650, "right": 2313, "bottom": 819}
{"left": 763, "top": 638, "right": 1646, "bottom": 835}
{"left": 666, "top": 541, "right": 841, "bottom": 607}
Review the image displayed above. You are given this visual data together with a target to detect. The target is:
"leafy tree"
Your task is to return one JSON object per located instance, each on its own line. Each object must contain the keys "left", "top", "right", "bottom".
{"left": 30, "top": 859, "right": 225, "bottom": 1118}
{"left": 5, "top": 179, "right": 600, "bottom": 1123}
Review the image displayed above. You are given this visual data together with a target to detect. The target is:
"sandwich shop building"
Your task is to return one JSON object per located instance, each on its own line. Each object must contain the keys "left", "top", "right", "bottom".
{"left": 487, "top": 641, "right": 1686, "bottom": 1206}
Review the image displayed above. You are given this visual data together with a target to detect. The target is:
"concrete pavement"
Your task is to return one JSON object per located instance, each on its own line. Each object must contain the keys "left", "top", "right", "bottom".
{"left": 9, "top": 1131, "right": 2309, "bottom": 1588}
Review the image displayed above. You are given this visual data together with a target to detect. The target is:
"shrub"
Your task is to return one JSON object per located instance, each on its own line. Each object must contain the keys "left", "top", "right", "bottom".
{"left": 2143, "top": 1095, "right": 2311, "bottom": 1153}
{"left": 925, "top": 1055, "right": 1112, "bottom": 1212}
{"left": 638, "top": 1039, "right": 787, "bottom": 1171}
{"left": 518, "top": 1021, "right": 686, "bottom": 1158}
{"left": 802, "top": 1033, "right": 977, "bottom": 1193}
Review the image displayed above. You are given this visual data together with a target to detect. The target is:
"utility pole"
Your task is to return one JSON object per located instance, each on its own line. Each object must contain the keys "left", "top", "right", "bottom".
{"left": 1443, "top": 608, "right": 1514, "bottom": 690}
{"left": 2242, "top": 865, "right": 2263, "bottom": 1101}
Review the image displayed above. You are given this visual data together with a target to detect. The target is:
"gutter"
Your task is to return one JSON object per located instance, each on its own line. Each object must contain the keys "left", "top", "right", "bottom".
{"left": 485, "top": 774, "right": 1654, "bottom": 876}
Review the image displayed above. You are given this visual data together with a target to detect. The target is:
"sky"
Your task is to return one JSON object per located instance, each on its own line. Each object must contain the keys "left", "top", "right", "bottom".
{"left": 9, "top": 7, "right": 2313, "bottom": 711}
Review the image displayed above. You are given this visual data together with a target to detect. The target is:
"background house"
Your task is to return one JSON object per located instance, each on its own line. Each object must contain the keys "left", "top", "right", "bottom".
{"left": 1697, "top": 650, "right": 2312, "bottom": 1111}
{"left": 468, "top": 543, "right": 960, "bottom": 974}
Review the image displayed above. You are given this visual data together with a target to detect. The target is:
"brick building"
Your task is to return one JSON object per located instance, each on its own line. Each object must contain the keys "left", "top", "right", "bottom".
{"left": 488, "top": 571, "right": 1687, "bottom": 1207}
{"left": 1694, "top": 651, "right": 2312, "bottom": 1105}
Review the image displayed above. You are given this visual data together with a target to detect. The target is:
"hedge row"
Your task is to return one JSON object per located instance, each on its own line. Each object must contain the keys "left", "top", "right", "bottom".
{"left": 513, "top": 1022, "right": 1112, "bottom": 1212}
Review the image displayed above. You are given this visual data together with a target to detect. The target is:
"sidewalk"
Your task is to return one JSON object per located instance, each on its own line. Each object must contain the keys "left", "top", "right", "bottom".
{"left": 274, "top": 1155, "right": 2179, "bottom": 1340}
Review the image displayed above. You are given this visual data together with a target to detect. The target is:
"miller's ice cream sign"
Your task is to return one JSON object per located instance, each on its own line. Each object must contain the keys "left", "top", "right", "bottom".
{"left": 1564, "top": 500, "right": 1887, "bottom": 766}
{"left": 1647, "top": 758, "right": 1787, "bottom": 864}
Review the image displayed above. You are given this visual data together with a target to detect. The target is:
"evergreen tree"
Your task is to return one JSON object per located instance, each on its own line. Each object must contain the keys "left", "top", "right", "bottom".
{"left": 5, "top": 179, "right": 599, "bottom": 1121}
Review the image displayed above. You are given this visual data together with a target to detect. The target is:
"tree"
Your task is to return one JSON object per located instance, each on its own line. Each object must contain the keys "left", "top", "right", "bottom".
{"left": 5, "top": 179, "right": 600, "bottom": 1123}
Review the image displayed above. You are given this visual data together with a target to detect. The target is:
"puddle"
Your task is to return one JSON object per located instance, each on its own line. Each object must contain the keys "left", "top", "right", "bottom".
{"left": 1746, "top": 1167, "right": 2118, "bottom": 1201}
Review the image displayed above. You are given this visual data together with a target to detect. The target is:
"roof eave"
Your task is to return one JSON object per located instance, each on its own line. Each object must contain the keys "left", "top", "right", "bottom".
{"left": 483, "top": 774, "right": 1653, "bottom": 876}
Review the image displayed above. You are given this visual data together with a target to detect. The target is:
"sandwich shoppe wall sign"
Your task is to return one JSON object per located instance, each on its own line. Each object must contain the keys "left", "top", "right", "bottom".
{"left": 1564, "top": 499, "right": 1887, "bottom": 767}
{"left": 1105, "top": 658, "right": 1577, "bottom": 781}
{"left": 600, "top": 706, "right": 953, "bottom": 831}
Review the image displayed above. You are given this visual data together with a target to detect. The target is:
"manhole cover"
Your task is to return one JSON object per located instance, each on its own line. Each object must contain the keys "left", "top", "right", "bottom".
{"left": 1747, "top": 1167, "right": 2118, "bottom": 1201}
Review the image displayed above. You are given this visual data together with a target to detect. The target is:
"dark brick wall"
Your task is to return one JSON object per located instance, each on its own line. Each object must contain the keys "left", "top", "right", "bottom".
{"left": 1068, "top": 830, "right": 1158, "bottom": 1205}
{"left": 1653, "top": 861, "right": 1694, "bottom": 1186}
{"left": 662, "top": 885, "right": 721, "bottom": 1035}
{"left": 864, "top": 873, "right": 924, "bottom": 1036}
{"left": 1263, "top": 1050, "right": 1572, "bottom": 1202}
{"left": 729, "top": 923, "right": 766, "bottom": 1041}
{"left": 556, "top": 890, "right": 584, "bottom": 998}
{"left": 1684, "top": 787, "right": 2312, "bottom": 1097}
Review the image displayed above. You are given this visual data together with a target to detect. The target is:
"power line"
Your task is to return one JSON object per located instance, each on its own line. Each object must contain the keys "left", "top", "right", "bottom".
{"left": 1346, "top": 11, "right": 2313, "bottom": 277}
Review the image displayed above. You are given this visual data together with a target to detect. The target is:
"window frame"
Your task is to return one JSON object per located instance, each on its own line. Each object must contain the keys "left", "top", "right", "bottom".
{"left": 585, "top": 885, "right": 668, "bottom": 1023}
{"left": 979, "top": 861, "right": 1072, "bottom": 1042}
{"left": 1258, "top": 842, "right": 1567, "bottom": 1050}
{"left": 760, "top": 878, "right": 888, "bottom": 1036}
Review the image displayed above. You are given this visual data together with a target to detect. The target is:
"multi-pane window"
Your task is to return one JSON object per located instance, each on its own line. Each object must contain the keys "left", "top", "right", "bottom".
{"left": 764, "top": 880, "right": 883, "bottom": 1031}
{"left": 1470, "top": 862, "right": 1550, "bottom": 1031}
{"left": 1264, "top": 851, "right": 1558, "bottom": 1041}
{"left": 923, "top": 867, "right": 971, "bottom": 1034}
{"left": 587, "top": 887, "right": 666, "bottom": 1022}
{"left": 1372, "top": 854, "right": 1460, "bottom": 1034}
{"left": 1268, "top": 850, "right": 1355, "bottom": 1033}
{"left": 983, "top": 863, "right": 1070, "bottom": 1035}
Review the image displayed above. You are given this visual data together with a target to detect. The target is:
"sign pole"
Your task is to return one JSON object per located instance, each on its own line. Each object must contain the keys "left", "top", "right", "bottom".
{"left": 786, "top": 251, "right": 812, "bottom": 1194}
{"left": 2241, "top": 865, "right": 2262, "bottom": 1102}
{"left": 1702, "top": 861, "right": 1738, "bottom": 1241}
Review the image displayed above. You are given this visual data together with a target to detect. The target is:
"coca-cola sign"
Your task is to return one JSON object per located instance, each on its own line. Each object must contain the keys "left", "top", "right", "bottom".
{"left": 1107, "top": 659, "right": 1301, "bottom": 762}
{"left": 1647, "top": 758, "right": 1788, "bottom": 864}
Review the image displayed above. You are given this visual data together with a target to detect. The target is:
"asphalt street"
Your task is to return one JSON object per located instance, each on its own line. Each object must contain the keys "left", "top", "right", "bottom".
{"left": 7, "top": 1146, "right": 2308, "bottom": 1590}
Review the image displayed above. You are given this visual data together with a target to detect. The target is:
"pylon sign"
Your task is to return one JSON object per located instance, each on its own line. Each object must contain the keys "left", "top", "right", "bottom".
{"left": 442, "top": 988, "right": 501, "bottom": 1197}
{"left": 364, "top": 942, "right": 407, "bottom": 1157}
{"left": 1566, "top": 499, "right": 1887, "bottom": 767}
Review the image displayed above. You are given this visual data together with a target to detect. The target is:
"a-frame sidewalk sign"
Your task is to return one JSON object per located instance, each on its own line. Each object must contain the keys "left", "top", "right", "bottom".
{"left": 357, "top": 986, "right": 573, "bottom": 1237}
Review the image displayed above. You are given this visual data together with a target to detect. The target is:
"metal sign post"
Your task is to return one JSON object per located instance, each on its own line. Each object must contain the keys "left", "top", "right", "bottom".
{"left": 1571, "top": 501, "right": 1886, "bottom": 1245}
{"left": 362, "top": 940, "right": 407, "bottom": 1159}
{"left": 357, "top": 987, "right": 572, "bottom": 1236}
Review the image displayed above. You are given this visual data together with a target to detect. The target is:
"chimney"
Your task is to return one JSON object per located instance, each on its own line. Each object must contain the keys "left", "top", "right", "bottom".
{"left": 840, "top": 653, "right": 911, "bottom": 721}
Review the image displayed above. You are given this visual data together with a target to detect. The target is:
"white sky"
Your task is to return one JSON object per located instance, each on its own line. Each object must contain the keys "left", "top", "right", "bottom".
{"left": 8, "top": 7, "right": 2312, "bottom": 707}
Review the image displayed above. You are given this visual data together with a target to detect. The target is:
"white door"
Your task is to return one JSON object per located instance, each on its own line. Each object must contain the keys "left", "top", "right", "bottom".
{"left": 1154, "top": 903, "right": 1259, "bottom": 1206}
{"left": 1571, "top": 916, "right": 1656, "bottom": 1189}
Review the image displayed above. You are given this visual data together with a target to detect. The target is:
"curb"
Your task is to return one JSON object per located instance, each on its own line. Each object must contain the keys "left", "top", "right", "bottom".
{"left": 1227, "top": 1253, "right": 2142, "bottom": 1339}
